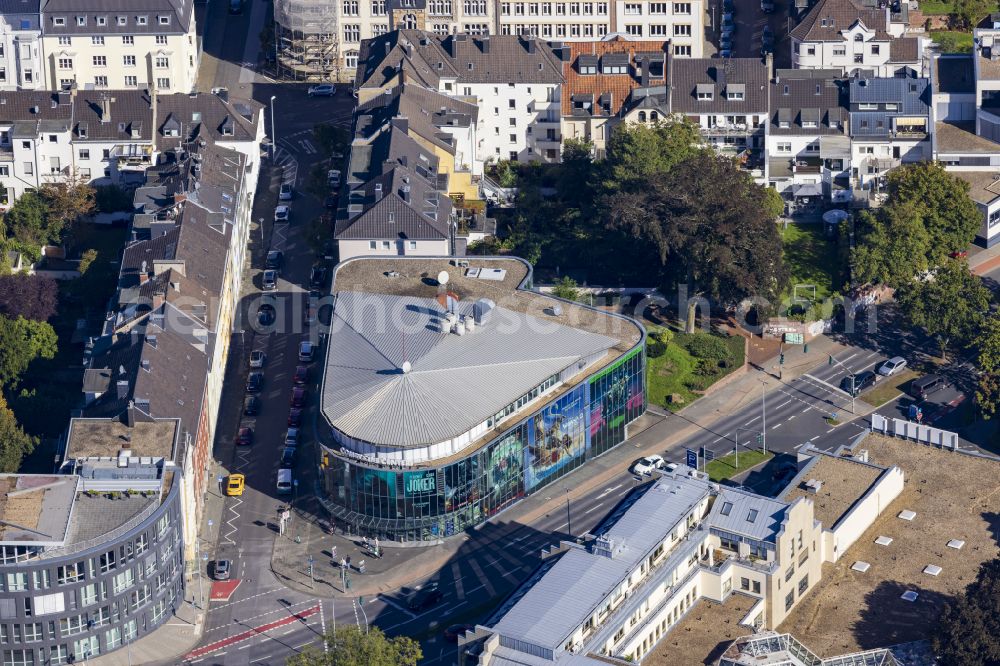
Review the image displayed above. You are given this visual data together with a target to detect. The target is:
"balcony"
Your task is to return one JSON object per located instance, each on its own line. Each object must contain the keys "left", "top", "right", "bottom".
{"left": 112, "top": 144, "right": 154, "bottom": 170}
{"left": 0, "top": 146, "right": 13, "bottom": 161}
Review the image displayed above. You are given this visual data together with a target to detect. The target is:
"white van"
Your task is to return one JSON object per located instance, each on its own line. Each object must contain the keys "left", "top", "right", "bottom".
{"left": 276, "top": 469, "right": 293, "bottom": 495}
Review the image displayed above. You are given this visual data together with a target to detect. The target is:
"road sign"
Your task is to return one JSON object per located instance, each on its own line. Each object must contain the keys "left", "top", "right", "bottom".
{"left": 685, "top": 448, "right": 698, "bottom": 469}
{"left": 784, "top": 333, "right": 804, "bottom": 345}
{"left": 703, "top": 449, "right": 716, "bottom": 463}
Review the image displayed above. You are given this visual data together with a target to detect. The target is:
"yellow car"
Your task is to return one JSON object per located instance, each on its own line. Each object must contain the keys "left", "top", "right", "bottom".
{"left": 226, "top": 474, "right": 245, "bottom": 497}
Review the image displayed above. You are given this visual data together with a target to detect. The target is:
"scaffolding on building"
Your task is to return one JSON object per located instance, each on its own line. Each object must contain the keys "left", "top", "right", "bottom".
{"left": 274, "top": 0, "right": 341, "bottom": 82}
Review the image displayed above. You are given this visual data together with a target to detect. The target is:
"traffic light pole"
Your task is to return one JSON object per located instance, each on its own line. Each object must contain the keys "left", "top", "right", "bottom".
{"left": 828, "top": 354, "right": 857, "bottom": 414}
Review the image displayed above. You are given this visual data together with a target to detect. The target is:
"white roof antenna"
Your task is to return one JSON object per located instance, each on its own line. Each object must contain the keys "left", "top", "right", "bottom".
{"left": 401, "top": 360, "right": 412, "bottom": 374}
{"left": 437, "top": 270, "right": 450, "bottom": 286}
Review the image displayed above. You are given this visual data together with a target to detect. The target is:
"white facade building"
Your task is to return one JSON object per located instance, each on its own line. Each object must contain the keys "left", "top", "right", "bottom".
{"left": 39, "top": 0, "right": 199, "bottom": 93}
{"left": 0, "top": 0, "right": 44, "bottom": 90}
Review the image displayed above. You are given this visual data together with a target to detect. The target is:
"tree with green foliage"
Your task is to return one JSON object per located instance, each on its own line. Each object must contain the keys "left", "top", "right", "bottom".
{"left": 973, "top": 316, "right": 1000, "bottom": 418}
{"left": 313, "top": 123, "right": 349, "bottom": 157}
{"left": 4, "top": 191, "right": 53, "bottom": 246}
{"left": 94, "top": 185, "right": 134, "bottom": 213}
{"left": 0, "top": 394, "right": 36, "bottom": 472}
{"left": 601, "top": 117, "right": 704, "bottom": 190}
{"left": 77, "top": 248, "right": 98, "bottom": 276}
{"left": 0, "top": 315, "right": 58, "bottom": 387}
{"left": 895, "top": 260, "right": 991, "bottom": 360}
{"left": 551, "top": 275, "right": 580, "bottom": 301}
{"left": 851, "top": 202, "right": 932, "bottom": 287}
{"left": 950, "top": 0, "right": 992, "bottom": 30}
{"left": 933, "top": 558, "right": 1000, "bottom": 666}
{"left": 975, "top": 373, "right": 1000, "bottom": 420}
{"left": 607, "top": 152, "right": 788, "bottom": 332}
{"left": 39, "top": 181, "right": 95, "bottom": 242}
{"left": 286, "top": 626, "right": 422, "bottom": 666}
{"left": 762, "top": 187, "right": 784, "bottom": 220}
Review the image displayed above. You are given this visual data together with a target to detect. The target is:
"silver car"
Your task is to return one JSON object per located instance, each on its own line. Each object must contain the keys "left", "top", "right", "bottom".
{"left": 877, "top": 356, "right": 907, "bottom": 377}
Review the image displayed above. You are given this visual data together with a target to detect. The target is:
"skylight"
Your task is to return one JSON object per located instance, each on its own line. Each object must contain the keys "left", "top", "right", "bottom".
{"left": 720, "top": 501, "right": 733, "bottom": 516}
{"left": 747, "top": 509, "right": 759, "bottom": 522}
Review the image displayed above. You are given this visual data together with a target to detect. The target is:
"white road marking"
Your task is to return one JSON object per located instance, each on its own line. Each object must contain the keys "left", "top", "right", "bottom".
{"left": 468, "top": 558, "right": 496, "bottom": 597}
{"left": 744, "top": 416, "right": 760, "bottom": 425}
{"left": 803, "top": 373, "right": 851, "bottom": 396}
{"left": 809, "top": 435, "right": 820, "bottom": 441}
{"left": 583, "top": 502, "right": 605, "bottom": 515}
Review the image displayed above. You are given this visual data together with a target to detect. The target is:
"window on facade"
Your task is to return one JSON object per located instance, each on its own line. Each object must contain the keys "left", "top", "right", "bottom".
{"left": 156, "top": 77, "right": 170, "bottom": 88}
{"left": 674, "top": 23, "right": 691, "bottom": 35}
{"left": 57, "top": 563, "right": 83, "bottom": 585}
{"left": 625, "top": 24, "right": 642, "bottom": 35}
{"left": 60, "top": 615, "right": 86, "bottom": 637}
{"left": 155, "top": 34, "right": 167, "bottom": 44}
{"left": 5, "top": 573, "right": 25, "bottom": 591}
{"left": 649, "top": 24, "right": 668, "bottom": 35}
{"left": 429, "top": 0, "right": 451, "bottom": 13}
{"left": 123, "top": 55, "right": 136, "bottom": 67}
{"left": 624, "top": 2, "right": 641, "bottom": 12}
{"left": 3, "top": 649, "right": 32, "bottom": 666}
{"left": 785, "top": 590, "right": 795, "bottom": 611}
{"left": 854, "top": 54, "right": 863, "bottom": 63}
{"left": 674, "top": 44, "right": 691, "bottom": 56}
{"left": 58, "top": 58, "right": 72, "bottom": 69}
{"left": 123, "top": 76, "right": 137, "bottom": 87}
{"left": 58, "top": 36, "right": 71, "bottom": 45}
{"left": 93, "top": 56, "right": 106, "bottom": 67}
{"left": 675, "top": 1, "right": 691, "bottom": 11}
{"left": 344, "top": 24, "right": 360, "bottom": 41}
{"left": 342, "top": 0, "right": 359, "bottom": 14}
{"left": 798, "top": 574, "right": 809, "bottom": 594}
{"left": 155, "top": 57, "right": 169, "bottom": 68}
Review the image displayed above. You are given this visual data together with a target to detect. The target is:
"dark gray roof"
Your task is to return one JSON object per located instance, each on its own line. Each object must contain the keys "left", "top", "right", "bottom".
{"left": 669, "top": 58, "right": 769, "bottom": 114}
{"left": 770, "top": 70, "right": 848, "bottom": 135}
{"left": 0, "top": 90, "right": 73, "bottom": 123}
{"left": 789, "top": 0, "right": 890, "bottom": 42}
{"left": 155, "top": 91, "right": 261, "bottom": 148}
{"left": 849, "top": 76, "right": 929, "bottom": 136}
{"left": 334, "top": 164, "right": 452, "bottom": 241}
{"left": 348, "top": 120, "right": 441, "bottom": 186}
{"left": 39, "top": 0, "right": 193, "bottom": 35}
{"left": 934, "top": 54, "right": 975, "bottom": 94}
{"left": 74, "top": 90, "right": 153, "bottom": 141}
{"left": 0, "top": 0, "right": 39, "bottom": 15}
{"left": 355, "top": 30, "right": 563, "bottom": 89}
{"left": 355, "top": 84, "right": 477, "bottom": 156}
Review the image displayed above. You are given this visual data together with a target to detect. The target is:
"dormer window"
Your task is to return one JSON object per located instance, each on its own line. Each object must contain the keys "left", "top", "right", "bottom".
{"left": 137, "top": 15, "right": 148, "bottom": 25}
{"left": 97, "top": 16, "right": 107, "bottom": 25}
{"left": 159, "top": 15, "right": 170, "bottom": 24}
{"left": 76, "top": 16, "right": 86, "bottom": 26}
{"left": 854, "top": 33, "right": 863, "bottom": 41}
{"left": 726, "top": 84, "right": 745, "bottom": 100}
{"left": 580, "top": 64, "right": 596, "bottom": 74}
{"left": 696, "top": 83, "right": 714, "bottom": 101}
{"left": 117, "top": 16, "right": 127, "bottom": 25}
{"left": 53, "top": 17, "right": 65, "bottom": 26}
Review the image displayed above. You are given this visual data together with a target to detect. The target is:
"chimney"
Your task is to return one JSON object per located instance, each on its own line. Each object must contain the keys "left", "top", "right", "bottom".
{"left": 524, "top": 36, "right": 536, "bottom": 54}
{"left": 400, "top": 184, "right": 411, "bottom": 202}
{"left": 100, "top": 96, "right": 113, "bottom": 123}
{"left": 638, "top": 56, "right": 649, "bottom": 86}
{"left": 375, "top": 182, "right": 383, "bottom": 199}
{"left": 125, "top": 401, "right": 136, "bottom": 428}
{"left": 480, "top": 36, "right": 490, "bottom": 53}
{"left": 403, "top": 40, "right": 413, "bottom": 57}
{"left": 766, "top": 52, "right": 773, "bottom": 78}
{"left": 116, "top": 380, "right": 129, "bottom": 400}
{"left": 391, "top": 116, "right": 409, "bottom": 133}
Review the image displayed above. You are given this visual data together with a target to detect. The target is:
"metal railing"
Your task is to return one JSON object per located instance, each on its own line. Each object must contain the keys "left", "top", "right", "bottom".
{"left": 40, "top": 499, "right": 160, "bottom": 560}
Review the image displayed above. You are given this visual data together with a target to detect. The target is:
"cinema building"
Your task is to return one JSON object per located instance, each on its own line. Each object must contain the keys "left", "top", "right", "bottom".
{"left": 318, "top": 257, "right": 646, "bottom": 543}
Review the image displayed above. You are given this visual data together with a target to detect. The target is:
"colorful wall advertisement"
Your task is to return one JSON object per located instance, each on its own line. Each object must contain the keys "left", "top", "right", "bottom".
{"left": 589, "top": 348, "right": 645, "bottom": 452}
{"left": 525, "top": 384, "right": 588, "bottom": 490}
{"left": 483, "top": 425, "right": 526, "bottom": 513}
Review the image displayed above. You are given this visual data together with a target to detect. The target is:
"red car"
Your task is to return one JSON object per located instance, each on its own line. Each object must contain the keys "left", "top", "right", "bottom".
{"left": 949, "top": 250, "right": 968, "bottom": 259}
{"left": 235, "top": 427, "right": 253, "bottom": 446}
{"left": 293, "top": 366, "right": 308, "bottom": 385}
{"left": 290, "top": 387, "right": 306, "bottom": 408}
{"left": 287, "top": 408, "right": 303, "bottom": 427}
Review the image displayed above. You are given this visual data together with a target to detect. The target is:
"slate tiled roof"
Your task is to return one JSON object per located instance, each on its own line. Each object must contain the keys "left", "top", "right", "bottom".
{"left": 355, "top": 29, "right": 563, "bottom": 90}
{"left": 334, "top": 164, "right": 452, "bottom": 241}
{"left": 73, "top": 90, "right": 153, "bottom": 142}
{"left": 669, "top": 57, "right": 769, "bottom": 114}
{"left": 889, "top": 36, "right": 920, "bottom": 62}
{"left": 769, "top": 69, "right": 848, "bottom": 135}
{"left": 155, "top": 92, "right": 261, "bottom": 148}
{"left": 789, "top": 0, "right": 890, "bottom": 41}
{"left": 0, "top": 90, "right": 74, "bottom": 123}
{"left": 560, "top": 38, "right": 669, "bottom": 117}
{"left": 40, "top": 0, "right": 194, "bottom": 34}
{"left": 355, "top": 84, "right": 477, "bottom": 156}
{"left": 0, "top": 0, "right": 39, "bottom": 14}
{"left": 849, "top": 76, "right": 930, "bottom": 137}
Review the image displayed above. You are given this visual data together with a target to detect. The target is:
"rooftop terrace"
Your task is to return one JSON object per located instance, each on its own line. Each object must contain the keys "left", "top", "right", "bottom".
{"left": 0, "top": 475, "right": 78, "bottom": 546}
{"left": 65, "top": 418, "right": 179, "bottom": 461}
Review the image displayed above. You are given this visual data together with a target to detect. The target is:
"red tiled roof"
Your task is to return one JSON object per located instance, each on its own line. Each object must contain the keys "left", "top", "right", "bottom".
{"left": 561, "top": 37, "right": 670, "bottom": 117}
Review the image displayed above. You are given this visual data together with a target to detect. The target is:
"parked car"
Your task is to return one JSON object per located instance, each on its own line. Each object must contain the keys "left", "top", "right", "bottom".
{"left": 243, "top": 395, "right": 260, "bottom": 416}
{"left": 249, "top": 350, "right": 266, "bottom": 368}
{"left": 949, "top": 249, "right": 969, "bottom": 259}
{"left": 274, "top": 205, "right": 290, "bottom": 223}
{"left": 408, "top": 583, "right": 444, "bottom": 612}
{"left": 309, "top": 265, "right": 328, "bottom": 290}
{"left": 910, "top": 374, "right": 946, "bottom": 401}
{"left": 257, "top": 303, "right": 276, "bottom": 326}
{"left": 246, "top": 371, "right": 263, "bottom": 393}
{"left": 288, "top": 408, "right": 303, "bottom": 427}
{"left": 308, "top": 84, "right": 336, "bottom": 97}
{"left": 631, "top": 454, "right": 666, "bottom": 475}
{"left": 840, "top": 370, "right": 876, "bottom": 397}
{"left": 226, "top": 474, "right": 245, "bottom": 497}
{"left": 280, "top": 447, "right": 296, "bottom": 468}
{"left": 877, "top": 356, "right": 907, "bottom": 377}
{"left": 444, "top": 624, "right": 475, "bottom": 642}
{"left": 327, "top": 169, "right": 341, "bottom": 188}
{"left": 235, "top": 426, "right": 254, "bottom": 446}
{"left": 265, "top": 250, "right": 283, "bottom": 270}
{"left": 213, "top": 559, "right": 232, "bottom": 580}
{"left": 285, "top": 428, "right": 299, "bottom": 448}
{"left": 290, "top": 387, "right": 306, "bottom": 408}
{"left": 298, "top": 341, "right": 314, "bottom": 362}
{"left": 279, "top": 182, "right": 293, "bottom": 201}
{"left": 262, "top": 270, "right": 278, "bottom": 291}
{"left": 293, "top": 365, "right": 308, "bottom": 385}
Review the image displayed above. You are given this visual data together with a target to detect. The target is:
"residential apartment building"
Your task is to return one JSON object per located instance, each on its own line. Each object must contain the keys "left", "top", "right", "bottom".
{"left": 0, "top": 0, "right": 44, "bottom": 90}
{"left": 277, "top": 0, "right": 701, "bottom": 81}
{"left": 81, "top": 89, "right": 264, "bottom": 565}
{"left": 355, "top": 31, "right": 564, "bottom": 163}
{"left": 668, "top": 56, "right": 770, "bottom": 180}
{"left": 559, "top": 37, "right": 668, "bottom": 155}
{"left": 460, "top": 449, "right": 904, "bottom": 665}
{"left": 39, "top": 0, "right": 199, "bottom": 93}
{"left": 848, "top": 75, "right": 930, "bottom": 192}
{"left": 766, "top": 69, "right": 851, "bottom": 204}
{"left": 789, "top": 0, "right": 923, "bottom": 78}
{"left": 337, "top": 82, "right": 495, "bottom": 258}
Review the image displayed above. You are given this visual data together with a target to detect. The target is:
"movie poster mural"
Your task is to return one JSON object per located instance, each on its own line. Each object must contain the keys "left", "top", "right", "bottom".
{"left": 482, "top": 424, "right": 526, "bottom": 514}
{"left": 589, "top": 348, "right": 645, "bottom": 456}
{"left": 525, "top": 384, "right": 589, "bottom": 491}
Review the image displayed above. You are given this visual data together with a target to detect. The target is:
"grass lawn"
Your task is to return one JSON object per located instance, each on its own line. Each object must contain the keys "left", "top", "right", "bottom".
{"left": 705, "top": 449, "right": 774, "bottom": 483}
{"left": 932, "top": 30, "right": 974, "bottom": 53}
{"left": 780, "top": 222, "right": 842, "bottom": 313}
{"left": 646, "top": 331, "right": 745, "bottom": 409}
{"left": 919, "top": 0, "right": 954, "bottom": 14}
{"left": 863, "top": 369, "right": 919, "bottom": 407}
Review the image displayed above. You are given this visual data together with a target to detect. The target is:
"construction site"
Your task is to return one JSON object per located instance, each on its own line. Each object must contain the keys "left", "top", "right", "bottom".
{"left": 274, "top": 0, "right": 342, "bottom": 82}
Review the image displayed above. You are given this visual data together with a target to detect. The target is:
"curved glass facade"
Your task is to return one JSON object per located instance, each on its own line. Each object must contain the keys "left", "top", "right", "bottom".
{"left": 321, "top": 347, "right": 645, "bottom": 542}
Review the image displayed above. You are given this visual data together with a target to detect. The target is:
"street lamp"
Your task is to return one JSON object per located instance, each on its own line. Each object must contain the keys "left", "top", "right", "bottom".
{"left": 269, "top": 96, "right": 277, "bottom": 161}
{"left": 759, "top": 377, "right": 768, "bottom": 455}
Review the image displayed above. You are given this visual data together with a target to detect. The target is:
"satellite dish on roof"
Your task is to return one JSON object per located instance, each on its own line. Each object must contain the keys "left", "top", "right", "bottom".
{"left": 437, "top": 270, "right": 450, "bottom": 285}
{"left": 401, "top": 361, "right": 412, "bottom": 374}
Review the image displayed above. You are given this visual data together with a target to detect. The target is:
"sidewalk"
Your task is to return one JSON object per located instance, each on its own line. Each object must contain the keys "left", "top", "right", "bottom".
{"left": 968, "top": 241, "right": 1000, "bottom": 276}
{"left": 270, "top": 335, "right": 849, "bottom": 598}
